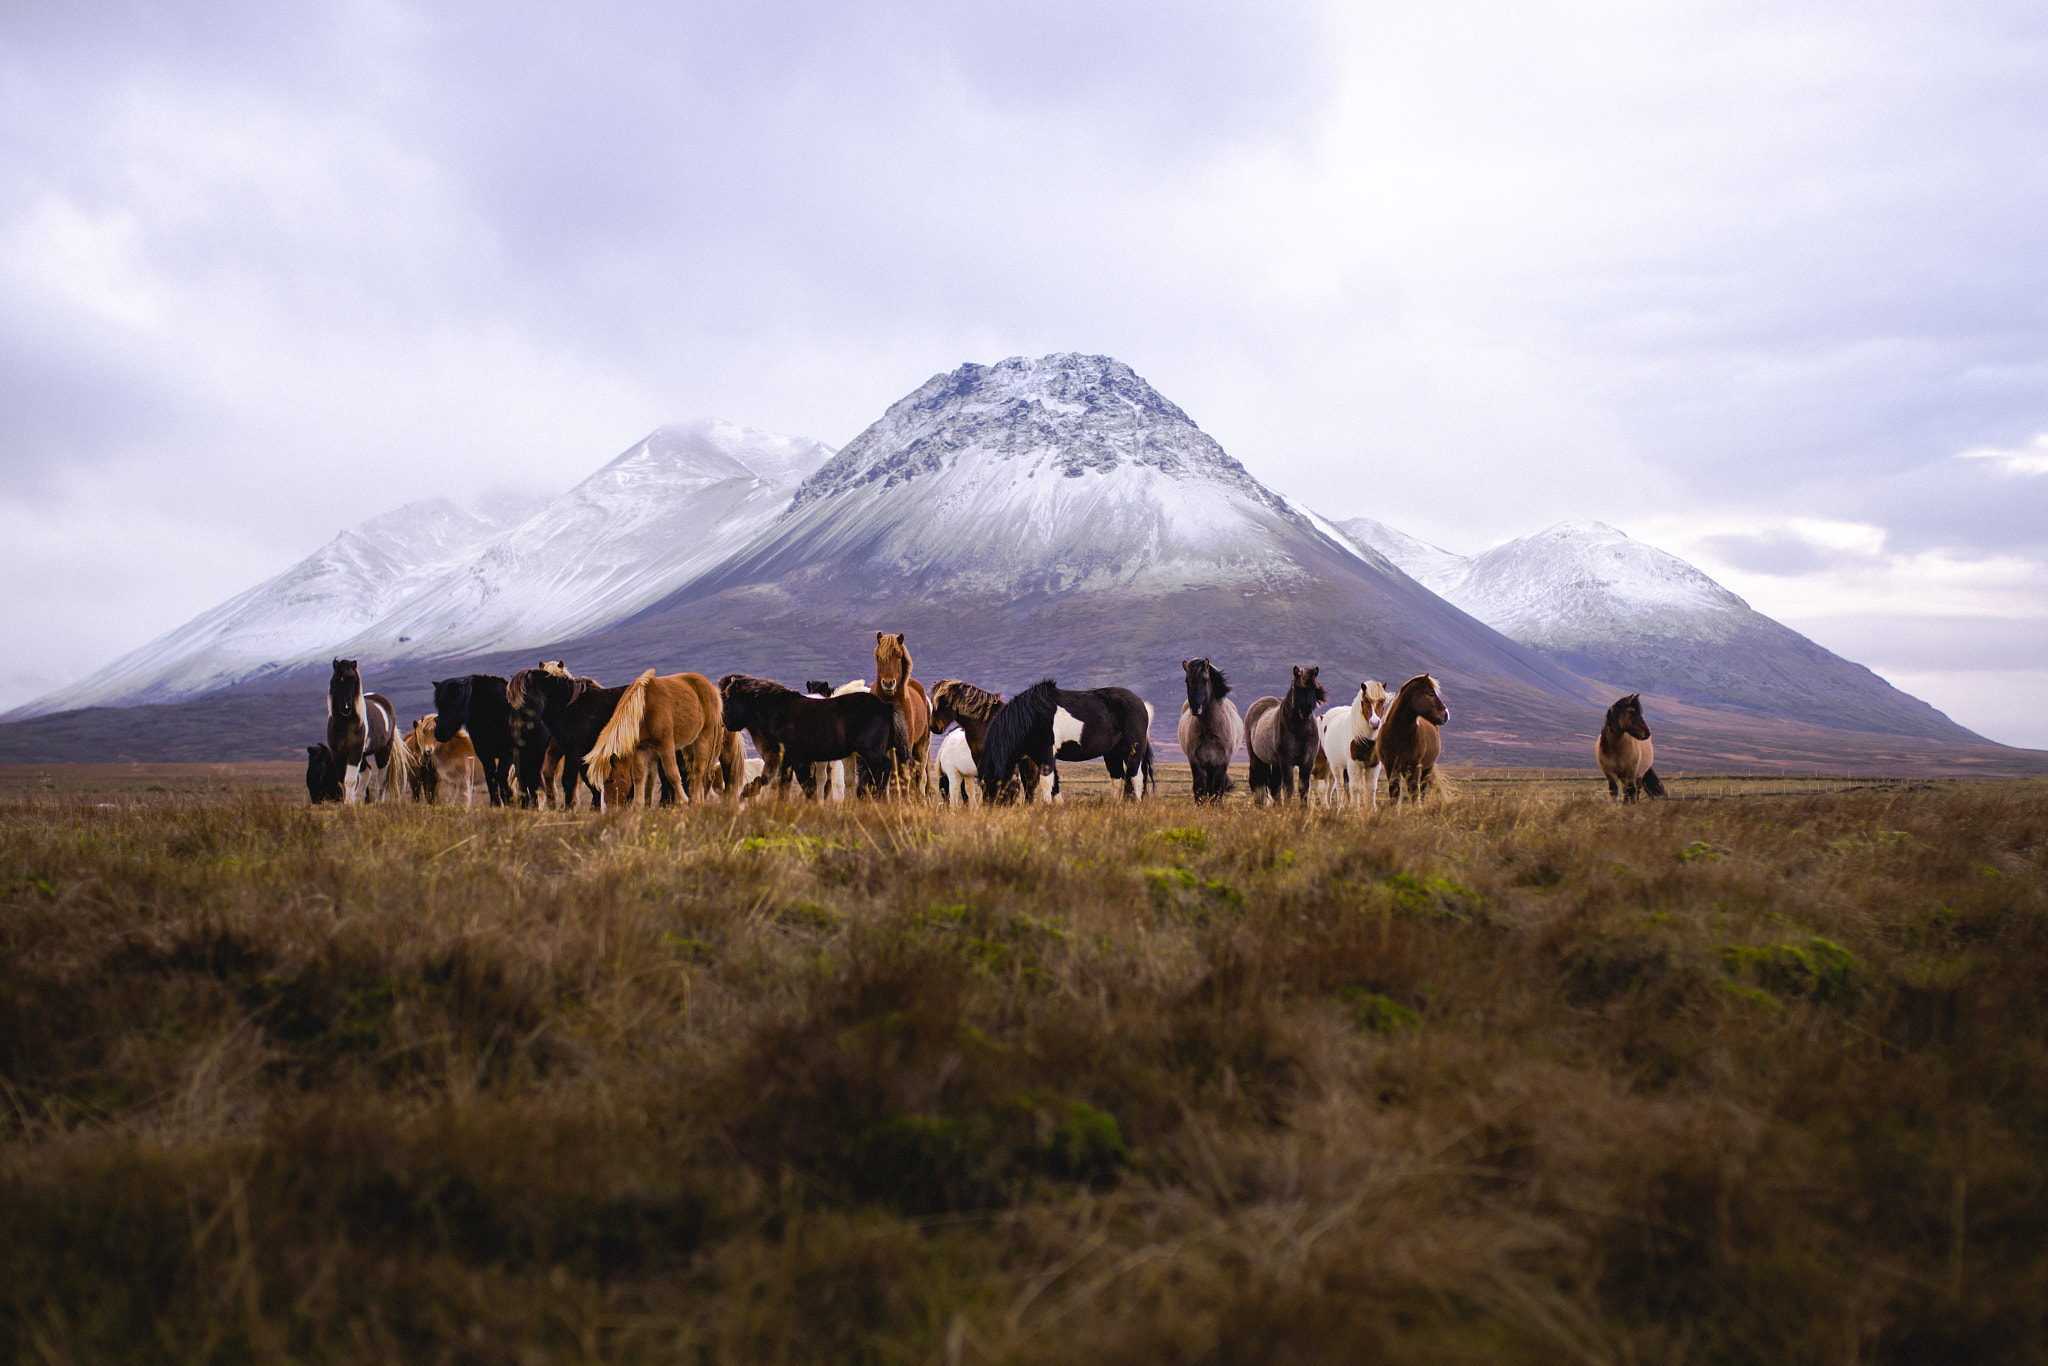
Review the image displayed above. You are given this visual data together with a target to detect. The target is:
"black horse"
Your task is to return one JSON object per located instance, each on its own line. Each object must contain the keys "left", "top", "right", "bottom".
{"left": 305, "top": 744, "right": 342, "bottom": 804}
{"left": 503, "top": 667, "right": 633, "bottom": 809}
{"left": 1177, "top": 658, "right": 1242, "bottom": 802}
{"left": 717, "top": 674, "right": 908, "bottom": 799}
{"left": 979, "top": 679, "right": 1154, "bottom": 803}
{"left": 505, "top": 666, "right": 578, "bottom": 807}
{"left": 1245, "top": 665, "right": 1326, "bottom": 804}
{"left": 431, "top": 675, "right": 518, "bottom": 807}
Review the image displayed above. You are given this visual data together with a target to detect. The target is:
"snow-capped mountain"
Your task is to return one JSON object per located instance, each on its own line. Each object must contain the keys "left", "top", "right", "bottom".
{"left": 1337, "top": 518, "right": 1973, "bottom": 741}
{"left": 563, "top": 355, "right": 1590, "bottom": 716}
{"left": 9, "top": 420, "right": 831, "bottom": 718}
{"left": 711, "top": 354, "right": 1317, "bottom": 598}
{"left": 8, "top": 498, "right": 532, "bottom": 717}
{"left": 336, "top": 421, "right": 832, "bottom": 662}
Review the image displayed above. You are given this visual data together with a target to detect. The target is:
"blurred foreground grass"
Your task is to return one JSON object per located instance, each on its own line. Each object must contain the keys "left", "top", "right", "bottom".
{"left": 3, "top": 777, "right": 2045, "bottom": 1363}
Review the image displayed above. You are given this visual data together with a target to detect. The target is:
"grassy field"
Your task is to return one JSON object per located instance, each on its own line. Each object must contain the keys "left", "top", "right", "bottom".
{"left": 3, "top": 768, "right": 2045, "bottom": 1363}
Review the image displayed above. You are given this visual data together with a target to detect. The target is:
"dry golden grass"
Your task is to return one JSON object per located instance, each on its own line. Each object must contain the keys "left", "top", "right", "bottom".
{"left": 3, "top": 773, "right": 2046, "bottom": 1363}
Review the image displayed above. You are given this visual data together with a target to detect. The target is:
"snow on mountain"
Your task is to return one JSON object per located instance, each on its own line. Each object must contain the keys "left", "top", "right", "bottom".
{"left": 703, "top": 354, "right": 1323, "bottom": 599}
{"left": 340, "top": 421, "right": 833, "bottom": 661}
{"left": 8, "top": 498, "right": 530, "bottom": 717}
{"left": 1332, "top": 517, "right": 1472, "bottom": 596}
{"left": 9, "top": 420, "right": 832, "bottom": 719}
{"left": 1331, "top": 518, "right": 1973, "bottom": 739}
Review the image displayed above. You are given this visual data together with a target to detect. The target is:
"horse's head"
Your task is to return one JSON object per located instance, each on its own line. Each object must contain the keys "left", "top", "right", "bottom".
{"left": 874, "top": 631, "right": 910, "bottom": 698}
{"left": 411, "top": 715, "right": 438, "bottom": 752}
{"left": 1404, "top": 674, "right": 1449, "bottom": 727}
{"left": 1288, "top": 665, "right": 1327, "bottom": 716}
{"left": 717, "top": 674, "right": 758, "bottom": 731}
{"left": 328, "top": 659, "right": 361, "bottom": 714}
{"left": 805, "top": 680, "right": 833, "bottom": 698}
{"left": 430, "top": 678, "right": 470, "bottom": 742}
{"left": 929, "top": 679, "right": 963, "bottom": 733}
{"left": 1182, "top": 658, "right": 1211, "bottom": 716}
{"left": 1608, "top": 693, "right": 1650, "bottom": 741}
{"left": 305, "top": 744, "right": 341, "bottom": 803}
{"left": 540, "top": 660, "right": 570, "bottom": 676}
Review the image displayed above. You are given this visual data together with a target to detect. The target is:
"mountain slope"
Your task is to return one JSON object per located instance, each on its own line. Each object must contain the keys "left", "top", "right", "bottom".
{"left": 338, "top": 421, "right": 832, "bottom": 662}
{"left": 1338, "top": 518, "right": 1976, "bottom": 741}
{"left": 554, "top": 355, "right": 1598, "bottom": 724}
{"left": 6, "top": 498, "right": 527, "bottom": 717}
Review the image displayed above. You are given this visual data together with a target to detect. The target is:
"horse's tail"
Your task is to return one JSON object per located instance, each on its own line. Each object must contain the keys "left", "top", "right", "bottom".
{"left": 369, "top": 695, "right": 411, "bottom": 789}
{"left": 589, "top": 669, "right": 654, "bottom": 776}
{"left": 1641, "top": 767, "right": 1667, "bottom": 799}
{"left": 1141, "top": 738, "right": 1155, "bottom": 797}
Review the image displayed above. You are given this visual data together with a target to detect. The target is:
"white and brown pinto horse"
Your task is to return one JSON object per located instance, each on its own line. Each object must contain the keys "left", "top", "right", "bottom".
{"left": 326, "top": 658, "right": 408, "bottom": 804}
{"left": 1598, "top": 693, "right": 1666, "bottom": 802}
{"left": 1376, "top": 674, "right": 1449, "bottom": 805}
{"left": 1317, "top": 680, "right": 1390, "bottom": 808}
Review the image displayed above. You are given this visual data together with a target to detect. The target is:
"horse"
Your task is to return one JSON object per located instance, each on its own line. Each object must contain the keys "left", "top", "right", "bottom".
{"left": 1377, "top": 674, "right": 1450, "bottom": 804}
{"left": 935, "top": 728, "right": 980, "bottom": 807}
{"left": 505, "top": 667, "right": 572, "bottom": 808}
{"left": 408, "top": 714, "right": 482, "bottom": 808}
{"left": 305, "top": 744, "right": 342, "bottom": 804}
{"left": 327, "top": 659, "right": 409, "bottom": 804}
{"left": 431, "top": 675, "right": 518, "bottom": 807}
{"left": 1176, "top": 658, "right": 1242, "bottom": 802}
{"left": 717, "top": 674, "right": 909, "bottom": 799}
{"left": 586, "top": 670, "right": 725, "bottom": 806}
{"left": 1598, "top": 693, "right": 1666, "bottom": 803}
{"left": 397, "top": 724, "right": 436, "bottom": 802}
{"left": 979, "top": 680, "right": 1154, "bottom": 804}
{"left": 802, "top": 679, "right": 860, "bottom": 801}
{"left": 872, "top": 633, "right": 933, "bottom": 796}
{"left": 1245, "top": 666, "right": 1326, "bottom": 805}
{"left": 1317, "top": 680, "right": 1390, "bottom": 808}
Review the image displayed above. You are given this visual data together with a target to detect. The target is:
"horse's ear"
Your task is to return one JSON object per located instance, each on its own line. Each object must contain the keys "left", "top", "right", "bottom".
{"left": 877, "top": 631, "right": 886, "bottom": 644}
{"left": 895, "top": 632, "right": 906, "bottom": 647}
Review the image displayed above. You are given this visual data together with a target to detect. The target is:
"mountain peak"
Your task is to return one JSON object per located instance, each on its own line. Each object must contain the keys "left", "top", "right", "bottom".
{"left": 792, "top": 353, "right": 1264, "bottom": 511}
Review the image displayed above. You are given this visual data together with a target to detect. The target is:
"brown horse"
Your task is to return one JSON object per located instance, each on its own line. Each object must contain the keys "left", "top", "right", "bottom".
{"left": 873, "top": 632, "right": 932, "bottom": 796}
{"left": 407, "top": 714, "right": 482, "bottom": 807}
{"left": 586, "top": 669, "right": 725, "bottom": 805}
{"left": 1598, "top": 693, "right": 1666, "bottom": 802}
{"left": 1376, "top": 674, "right": 1449, "bottom": 804}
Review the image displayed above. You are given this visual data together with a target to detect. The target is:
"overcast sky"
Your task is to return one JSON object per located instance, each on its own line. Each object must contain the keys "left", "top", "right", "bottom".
{"left": 4, "top": 0, "right": 2046, "bottom": 745}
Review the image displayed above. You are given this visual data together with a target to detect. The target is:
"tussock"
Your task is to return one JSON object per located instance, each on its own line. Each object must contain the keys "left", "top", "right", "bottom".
{"left": 2, "top": 778, "right": 2045, "bottom": 1361}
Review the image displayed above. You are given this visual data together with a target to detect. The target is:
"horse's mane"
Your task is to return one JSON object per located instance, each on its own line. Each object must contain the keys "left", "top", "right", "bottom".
{"left": 722, "top": 674, "right": 800, "bottom": 703}
{"left": 1387, "top": 674, "right": 1438, "bottom": 724}
{"left": 1603, "top": 693, "right": 1644, "bottom": 731}
{"left": 934, "top": 679, "right": 1004, "bottom": 721}
{"left": 1286, "top": 668, "right": 1328, "bottom": 716}
{"left": 1206, "top": 662, "right": 1231, "bottom": 698}
{"left": 980, "top": 679, "right": 1059, "bottom": 785}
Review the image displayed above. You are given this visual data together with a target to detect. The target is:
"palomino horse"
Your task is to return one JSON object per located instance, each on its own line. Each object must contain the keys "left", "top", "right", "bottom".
{"left": 717, "top": 674, "right": 909, "bottom": 799}
{"left": 1245, "top": 666, "right": 1326, "bottom": 804}
{"left": 587, "top": 670, "right": 725, "bottom": 805}
{"left": 1177, "top": 658, "right": 1242, "bottom": 802}
{"left": 431, "top": 675, "right": 518, "bottom": 807}
{"left": 1598, "top": 694, "right": 1666, "bottom": 802}
{"left": 1317, "top": 680, "right": 1390, "bottom": 808}
{"left": 327, "top": 659, "right": 408, "bottom": 804}
{"left": 407, "top": 714, "right": 483, "bottom": 808}
{"left": 1377, "top": 674, "right": 1450, "bottom": 804}
{"left": 872, "top": 633, "right": 933, "bottom": 796}
{"left": 979, "top": 680, "right": 1154, "bottom": 803}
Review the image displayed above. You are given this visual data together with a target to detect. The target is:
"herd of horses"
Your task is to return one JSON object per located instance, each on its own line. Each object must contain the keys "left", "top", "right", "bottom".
{"left": 307, "top": 633, "right": 1666, "bottom": 810}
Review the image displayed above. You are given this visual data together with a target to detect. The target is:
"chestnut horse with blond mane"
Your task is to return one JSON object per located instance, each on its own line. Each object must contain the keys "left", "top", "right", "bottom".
{"left": 586, "top": 669, "right": 725, "bottom": 804}
{"left": 872, "top": 632, "right": 932, "bottom": 795}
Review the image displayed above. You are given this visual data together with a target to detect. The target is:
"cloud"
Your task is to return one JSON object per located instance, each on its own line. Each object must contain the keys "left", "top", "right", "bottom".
{"left": 1960, "top": 433, "right": 2048, "bottom": 477}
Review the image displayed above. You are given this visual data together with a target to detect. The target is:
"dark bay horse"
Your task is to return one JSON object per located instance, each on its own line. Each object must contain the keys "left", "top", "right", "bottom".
{"left": 979, "top": 679, "right": 1154, "bottom": 803}
{"left": 431, "top": 674, "right": 518, "bottom": 807}
{"left": 1598, "top": 693, "right": 1666, "bottom": 803}
{"left": 305, "top": 744, "right": 342, "bottom": 804}
{"left": 327, "top": 659, "right": 407, "bottom": 804}
{"left": 718, "top": 674, "right": 909, "bottom": 799}
{"left": 1177, "top": 658, "right": 1242, "bottom": 802}
{"left": 1377, "top": 674, "right": 1450, "bottom": 804}
{"left": 1244, "top": 665, "right": 1326, "bottom": 805}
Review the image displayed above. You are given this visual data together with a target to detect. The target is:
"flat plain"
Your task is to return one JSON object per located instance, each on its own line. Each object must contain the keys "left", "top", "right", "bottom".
{"left": 3, "top": 763, "right": 2045, "bottom": 1363}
